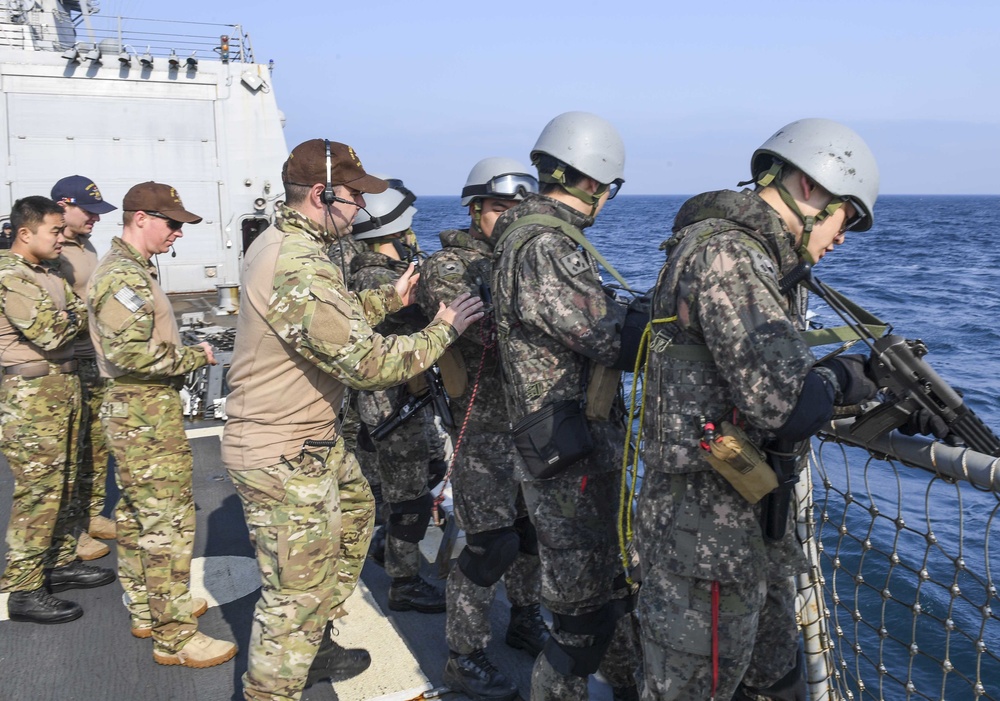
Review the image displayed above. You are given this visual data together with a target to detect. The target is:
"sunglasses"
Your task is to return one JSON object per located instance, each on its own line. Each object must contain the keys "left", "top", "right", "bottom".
{"left": 145, "top": 211, "right": 184, "bottom": 231}
{"left": 607, "top": 178, "right": 625, "bottom": 200}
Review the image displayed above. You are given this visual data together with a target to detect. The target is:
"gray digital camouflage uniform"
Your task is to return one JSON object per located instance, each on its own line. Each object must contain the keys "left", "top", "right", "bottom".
{"left": 491, "top": 194, "right": 640, "bottom": 700}
{"left": 350, "top": 248, "right": 433, "bottom": 579}
{"left": 417, "top": 227, "right": 542, "bottom": 654}
{"left": 0, "top": 252, "right": 87, "bottom": 592}
{"left": 88, "top": 237, "right": 211, "bottom": 652}
{"left": 637, "top": 189, "right": 813, "bottom": 700}
{"left": 223, "top": 205, "right": 459, "bottom": 701}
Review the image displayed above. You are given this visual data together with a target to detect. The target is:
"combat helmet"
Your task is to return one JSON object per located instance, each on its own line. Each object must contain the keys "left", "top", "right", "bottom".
{"left": 460, "top": 158, "right": 538, "bottom": 206}
{"left": 352, "top": 186, "right": 417, "bottom": 241}
{"left": 530, "top": 111, "right": 625, "bottom": 207}
{"left": 751, "top": 118, "right": 879, "bottom": 233}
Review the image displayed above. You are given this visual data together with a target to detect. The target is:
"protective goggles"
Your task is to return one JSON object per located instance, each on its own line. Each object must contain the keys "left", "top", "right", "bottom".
{"left": 461, "top": 173, "right": 539, "bottom": 201}
{"left": 817, "top": 197, "right": 865, "bottom": 232}
{"left": 607, "top": 178, "right": 625, "bottom": 200}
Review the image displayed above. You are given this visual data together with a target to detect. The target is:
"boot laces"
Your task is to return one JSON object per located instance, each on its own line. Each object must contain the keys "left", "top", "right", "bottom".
{"left": 468, "top": 648, "right": 501, "bottom": 675}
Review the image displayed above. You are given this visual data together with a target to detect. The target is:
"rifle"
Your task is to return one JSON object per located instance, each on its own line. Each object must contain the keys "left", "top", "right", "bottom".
{"left": 796, "top": 266, "right": 1000, "bottom": 457}
{"left": 370, "top": 365, "right": 453, "bottom": 441}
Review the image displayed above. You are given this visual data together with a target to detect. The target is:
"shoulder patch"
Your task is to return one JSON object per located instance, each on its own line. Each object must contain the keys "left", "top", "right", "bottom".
{"left": 558, "top": 250, "right": 590, "bottom": 278}
{"left": 748, "top": 248, "right": 777, "bottom": 282}
{"left": 432, "top": 259, "right": 465, "bottom": 282}
{"left": 1, "top": 274, "right": 43, "bottom": 324}
{"left": 114, "top": 286, "right": 145, "bottom": 313}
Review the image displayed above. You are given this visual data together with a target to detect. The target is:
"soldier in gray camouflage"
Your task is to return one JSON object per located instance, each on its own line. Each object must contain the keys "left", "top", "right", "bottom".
{"left": 51, "top": 175, "right": 120, "bottom": 561}
{"left": 88, "top": 182, "right": 237, "bottom": 668}
{"left": 417, "top": 157, "right": 548, "bottom": 701}
{"left": 1, "top": 196, "right": 115, "bottom": 625}
{"left": 348, "top": 184, "right": 447, "bottom": 613}
{"left": 492, "top": 113, "right": 643, "bottom": 701}
{"left": 222, "top": 139, "right": 484, "bottom": 701}
{"left": 636, "top": 119, "right": 882, "bottom": 701}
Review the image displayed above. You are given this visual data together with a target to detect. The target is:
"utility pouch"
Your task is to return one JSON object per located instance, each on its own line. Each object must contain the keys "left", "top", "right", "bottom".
{"left": 512, "top": 399, "right": 594, "bottom": 480}
{"left": 437, "top": 347, "right": 468, "bottom": 398}
{"left": 701, "top": 421, "right": 777, "bottom": 504}
{"left": 585, "top": 364, "right": 622, "bottom": 421}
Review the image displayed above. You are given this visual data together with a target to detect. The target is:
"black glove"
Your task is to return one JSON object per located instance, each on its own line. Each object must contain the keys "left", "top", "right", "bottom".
{"left": 899, "top": 408, "right": 956, "bottom": 443}
{"left": 818, "top": 354, "right": 879, "bottom": 405}
{"left": 612, "top": 295, "right": 652, "bottom": 371}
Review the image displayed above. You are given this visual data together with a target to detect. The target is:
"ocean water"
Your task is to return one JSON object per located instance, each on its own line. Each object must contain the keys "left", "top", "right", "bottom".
{"left": 412, "top": 194, "right": 1000, "bottom": 696}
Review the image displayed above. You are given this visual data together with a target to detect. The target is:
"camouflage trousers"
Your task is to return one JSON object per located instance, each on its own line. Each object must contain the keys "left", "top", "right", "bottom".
{"left": 634, "top": 470, "right": 801, "bottom": 700}
{"left": 359, "top": 387, "right": 431, "bottom": 579}
{"left": 230, "top": 437, "right": 375, "bottom": 701}
{"left": 522, "top": 470, "right": 640, "bottom": 699}
{"left": 73, "top": 357, "right": 111, "bottom": 522}
{"left": 101, "top": 383, "right": 200, "bottom": 652}
{"left": 447, "top": 427, "right": 540, "bottom": 653}
{"left": 0, "top": 373, "right": 82, "bottom": 591}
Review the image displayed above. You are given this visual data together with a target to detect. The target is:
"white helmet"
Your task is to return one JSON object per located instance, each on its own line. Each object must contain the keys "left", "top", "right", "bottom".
{"left": 751, "top": 118, "right": 879, "bottom": 231}
{"left": 530, "top": 111, "right": 625, "bottom": 185}
{"left": 460, "top": 157, "right": 538, "bottom": 206}
{"left": 352, "top": 187, "right": 417, "bottom": 241}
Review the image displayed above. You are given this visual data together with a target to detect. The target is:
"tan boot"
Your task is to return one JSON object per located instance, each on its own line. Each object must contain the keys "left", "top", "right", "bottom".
{"left": 88, "top": 515, "right": 117, "bottom": 540}
{"left": 76, "top": 532, "right": 109, "bottom": 561}
{"left": 153, "top": 631, "right": 237, "bottom": 668}
{"left": 131, "top": 597, "right": 209, "bottom": 638}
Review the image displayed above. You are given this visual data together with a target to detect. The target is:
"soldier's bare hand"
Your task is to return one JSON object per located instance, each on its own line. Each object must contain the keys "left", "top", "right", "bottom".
{"left": 434, "top": 292, "right": 485, "bottom": 335}
{"left": 394, "top": 262, "right": 420, "bottom": 307}
{"left": 199, "top": 341, "right": 218, "bottom": 366}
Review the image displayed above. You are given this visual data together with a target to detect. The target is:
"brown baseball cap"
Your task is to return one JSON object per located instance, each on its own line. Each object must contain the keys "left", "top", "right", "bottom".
{"left": 122, "top": 182, "right": 203, "bottom": 224}
{"left": 282, "top": 139, "right": 388, "bottom": 194}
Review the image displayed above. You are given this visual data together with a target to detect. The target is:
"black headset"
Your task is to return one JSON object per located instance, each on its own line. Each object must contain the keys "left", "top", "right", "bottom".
{"left": 321, "top": 139, "right": 336, "bottom": 205}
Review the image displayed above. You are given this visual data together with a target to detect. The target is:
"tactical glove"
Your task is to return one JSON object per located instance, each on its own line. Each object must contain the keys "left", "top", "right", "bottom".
{"left": 899, "top": 408, "right": 957, "bottom": 444}
{"left": 817, "top": 354, "right": 879, "bottom": 405}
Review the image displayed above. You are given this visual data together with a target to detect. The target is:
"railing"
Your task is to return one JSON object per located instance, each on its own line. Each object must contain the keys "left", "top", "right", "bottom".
{"left": 0, "top": 7, "right": 254, "bottom": 63}
{"left": 798, "top": 420, "right": 1000, "bottom": 700}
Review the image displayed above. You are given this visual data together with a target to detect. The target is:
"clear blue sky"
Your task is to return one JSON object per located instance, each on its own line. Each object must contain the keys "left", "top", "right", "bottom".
{"left": 124, "top": 0, "right": 998, "bottom": 196}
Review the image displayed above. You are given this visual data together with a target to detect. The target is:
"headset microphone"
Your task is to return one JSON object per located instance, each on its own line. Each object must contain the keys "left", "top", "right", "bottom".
{"left": 170, "top": 246, "right": 176, "bottom": 258}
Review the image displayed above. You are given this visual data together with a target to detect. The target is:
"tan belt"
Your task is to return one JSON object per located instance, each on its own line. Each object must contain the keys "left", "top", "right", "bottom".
{"left": 2, "top": 359, "right": 78, "bottom": 379}
{"left": 111, "top": 375, "right": 184, "bottom": 389}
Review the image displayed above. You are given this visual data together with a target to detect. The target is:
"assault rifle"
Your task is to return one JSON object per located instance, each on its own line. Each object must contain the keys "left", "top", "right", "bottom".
{"left": 797, "top": 266, "right": 1000, "bottom": 457}
{"left": 371, "top": 365, "right": 454, "bottom": 441}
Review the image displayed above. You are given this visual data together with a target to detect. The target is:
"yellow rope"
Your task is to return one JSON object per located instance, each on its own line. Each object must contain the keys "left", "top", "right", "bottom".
{"left": 618, "top": 316, "right": 677, "bottom": 582}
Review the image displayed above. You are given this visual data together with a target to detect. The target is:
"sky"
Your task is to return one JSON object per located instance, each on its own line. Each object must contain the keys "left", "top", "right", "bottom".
{"left": 115, "top": 0, "right": 998, "bottom": 196}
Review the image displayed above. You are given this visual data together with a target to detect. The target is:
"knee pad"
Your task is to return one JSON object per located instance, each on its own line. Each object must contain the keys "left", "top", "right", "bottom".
{"left": 457, "top": 527, "right": 519, "bottom": 587}
{"left": 542, "top": 607, "right": 615, "bottom": 677}
{"left": 513, "top": 516, "right": 538, "bottom": 556}
{"left": 387, "top": 492, "right": 432, "bottom": 543}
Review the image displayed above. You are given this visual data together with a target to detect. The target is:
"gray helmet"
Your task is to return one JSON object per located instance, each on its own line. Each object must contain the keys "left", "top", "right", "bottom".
{"left": 352, "top": 187, "right": 417, "bottom": 240}
{"left": 530, "top": 111, "right": 625, "bottom": 186}
{"left": 460, "top": 157, "right": 538, "bottom": 206}
{"left": 751, "top": 118, "right": 879, "bottom": 231}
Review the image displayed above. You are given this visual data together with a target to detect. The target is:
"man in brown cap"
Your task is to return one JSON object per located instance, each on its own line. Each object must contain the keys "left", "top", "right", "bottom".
{"left": 223, "top": 139, "right": 484, "bottom": 700}
{"left": 87, "top": 182, "right": 237, "bottom": 668}
{"left": 51, "top": 175, "right": 119, "bottom": 562}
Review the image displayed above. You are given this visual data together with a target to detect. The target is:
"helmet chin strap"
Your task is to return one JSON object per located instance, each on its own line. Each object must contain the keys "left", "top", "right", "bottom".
{"left": 538, "top": 165, "right": 608, "bottom": 218}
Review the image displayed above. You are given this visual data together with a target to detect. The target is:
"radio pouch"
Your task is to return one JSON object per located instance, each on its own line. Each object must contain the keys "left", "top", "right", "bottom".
{"left": 702, "top": 421, "right": 778, "bottom": 504}
{"left": 512, "top": 399, "right": 594, "bottom": 480}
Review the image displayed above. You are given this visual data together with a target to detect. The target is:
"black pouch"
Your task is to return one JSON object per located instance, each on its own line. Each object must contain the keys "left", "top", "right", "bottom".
{"left": 512, "top": 399, "right": 594, "bottom": 480}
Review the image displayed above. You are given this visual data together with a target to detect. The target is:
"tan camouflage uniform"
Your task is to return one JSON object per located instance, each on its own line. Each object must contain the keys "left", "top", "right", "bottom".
{"left": 637, "top": 190, "right": 813, "bottom": 700}
{"left": 492, "top": 194, "right": 640, "bottom": 700}
{"left": 88, "top": 237, "right": 211, "bottom": 651}
{"left": 350, "top": 249, "right": 434, "bottom": 579}
{"left": 222, "top": 205, "right": 458, "bottom": 701}
{"left": 417, "top": 227, "right": 542, "bottom": 654}
{"left": 54, "top": 234, "right": 110, "bottom": 526}
{"left": 0, "top": 252, "right": 87, "bottom": 591}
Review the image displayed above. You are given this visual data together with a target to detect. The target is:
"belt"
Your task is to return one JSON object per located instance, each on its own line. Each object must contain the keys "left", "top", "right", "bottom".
{"left": 111, "top": 375, "right": 184, "bottom": 389}
{"left": 2, "top": 359, "right": 78, "bottom": 379}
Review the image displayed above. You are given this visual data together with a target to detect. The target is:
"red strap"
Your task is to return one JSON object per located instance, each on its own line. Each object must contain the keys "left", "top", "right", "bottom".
{"left": 711, "top": 580, "right": 720, "bottom": 701}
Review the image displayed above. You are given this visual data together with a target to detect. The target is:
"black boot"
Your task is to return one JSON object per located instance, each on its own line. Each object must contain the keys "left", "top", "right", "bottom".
{"left": 443, "top": 649, "right": 518, "bottom": 701}
{"left": 8, "top": 588, "right": 83, "bottom": 624}
{"left": 505, "top": 603, "right": 550, "bottom": 657}
{"left": 368, "top": 526, "right": 386, "bottom": 566}
{"left": 613, "top": 685, "right": 640, "bottom": 701}
{"left": 388, "top": 575, "right": 446, "bottom": 613}
{"left": 304, "top": 622, "right": 371, "bottom": 688}
{"left": 46, "top": 560, "right": 116, "bottom": 592}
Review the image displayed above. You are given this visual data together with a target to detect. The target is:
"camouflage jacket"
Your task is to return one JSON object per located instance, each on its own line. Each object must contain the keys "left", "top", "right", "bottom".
{"left": 223, "top": 205, "right": 457, "bottom": 468}
{"left": 88, "top": 237, "right": 208, "bottom": 379}
{"left": 328, "top": 234, "right": 367, "bottom": 281}
{"left": 641, "top": 189, "right": 816, "bottom": 474}
{"left": 491, "top": 194, "right": 626, "bottom": 425}
{"left": 417, "top": 227, "right": 504, "bottom": 425}
{"left": 0, "top": 252, "right": 86, "bottom": 365}
{"left": 349, "top": 249, "right": 428, "bottom": 337}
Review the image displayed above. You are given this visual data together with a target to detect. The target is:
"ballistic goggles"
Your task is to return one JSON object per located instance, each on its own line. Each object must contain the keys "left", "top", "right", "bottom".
{"left": 461, "top": 173, "right": 539, "bottom": 202}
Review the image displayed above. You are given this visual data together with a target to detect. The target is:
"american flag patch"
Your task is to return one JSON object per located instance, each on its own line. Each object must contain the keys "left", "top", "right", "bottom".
{"left": 113, "top": 287, "right": 145, "bottom": 313}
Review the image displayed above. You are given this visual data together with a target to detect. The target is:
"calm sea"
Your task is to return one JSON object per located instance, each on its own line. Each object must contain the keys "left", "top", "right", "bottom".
{"left": 412, "top": 194, "right": 1000, "bottom": 696}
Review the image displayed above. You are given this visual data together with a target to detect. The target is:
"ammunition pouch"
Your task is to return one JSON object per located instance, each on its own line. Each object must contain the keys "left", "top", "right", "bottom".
{"left": 512, "top": 399, "right": 594, "bottom": 480}
{"left": 701, "top": 421, "right": 778, "bottom": 504}
{"left": 585, "top": 363, "right": 622, "bottom": 422}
